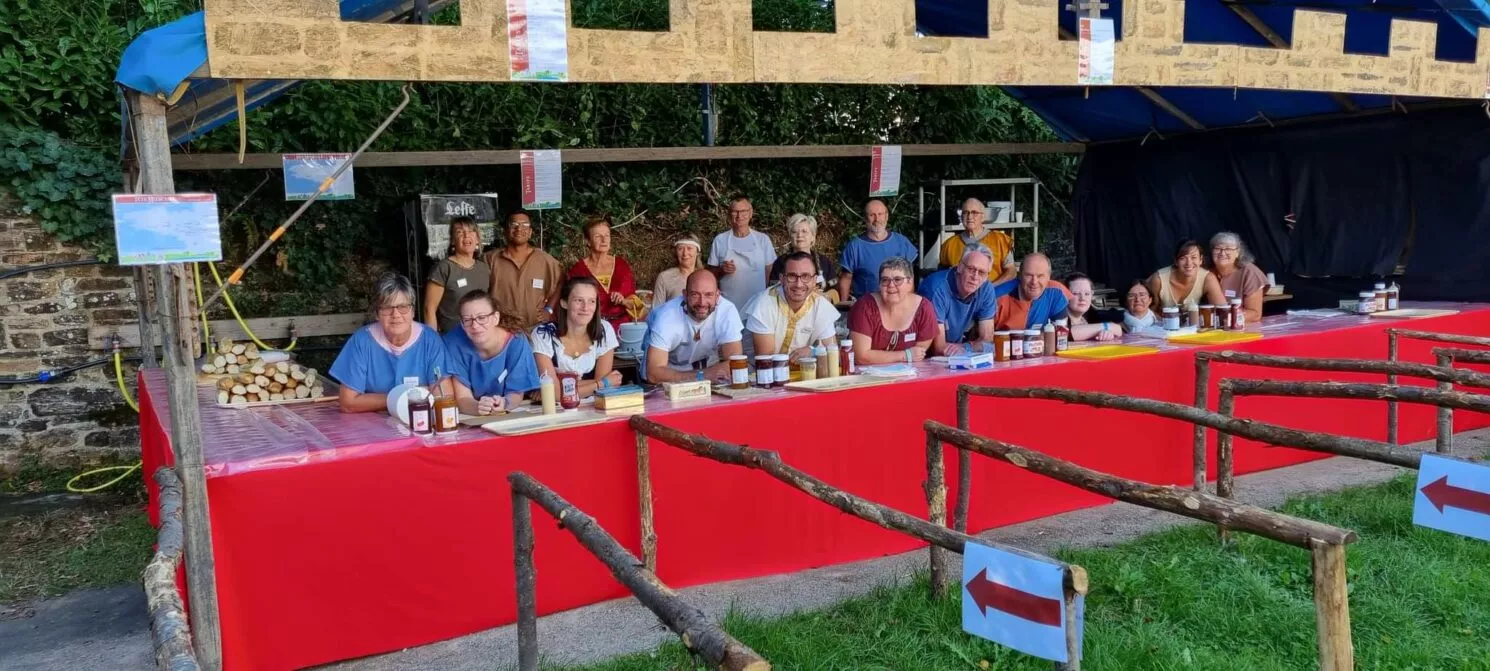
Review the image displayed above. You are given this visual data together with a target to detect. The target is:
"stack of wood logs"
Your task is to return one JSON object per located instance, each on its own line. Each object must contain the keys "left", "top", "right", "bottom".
{"left": 203, "top": 339, "right": 324, "bottom": 405}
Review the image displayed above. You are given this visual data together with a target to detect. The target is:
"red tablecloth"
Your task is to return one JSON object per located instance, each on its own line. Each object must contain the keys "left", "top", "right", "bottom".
{"left": 140, "top": 308, "right": 1490, "bottom": 670}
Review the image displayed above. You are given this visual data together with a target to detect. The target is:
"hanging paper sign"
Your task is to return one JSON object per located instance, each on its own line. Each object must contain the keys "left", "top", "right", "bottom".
{"left": 520, "top": 150, "right": 563, "bottom": 210}
{"left": 283, "top": 153, "right": 355, "bottom": 201}
{"left": 1078, "top": 17, "right": 1115, "bottom": 86}
{"left": 419, "top": 194, "right": 501, "bottom": 259}
{"left": 112, "top": 194, "right": 223, "bottom": 266}
{"left": 868, "top": 145, "right": 902, "bottom": 197}
{"left": 507, "top": 0, "right": 569, "bottom": 82}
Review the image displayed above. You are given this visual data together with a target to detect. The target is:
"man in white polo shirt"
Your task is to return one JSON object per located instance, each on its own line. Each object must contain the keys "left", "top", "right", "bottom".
{"left": 743, "top": 251, "right": 839, "bottom": 362}
{"left": 645, "top": 269, "right": 745, "bottom": 383}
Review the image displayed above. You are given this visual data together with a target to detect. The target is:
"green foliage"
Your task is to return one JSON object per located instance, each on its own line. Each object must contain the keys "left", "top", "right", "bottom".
{"left": 0, "top": 124, "right": 121, "bottom": 258}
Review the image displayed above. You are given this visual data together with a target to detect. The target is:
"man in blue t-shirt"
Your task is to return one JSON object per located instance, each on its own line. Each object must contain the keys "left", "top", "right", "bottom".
{"left": 837, "top": 198, "right": 918, "bottom": 301}
{"left": 919, "top": 244, "right": 1012, "bottom": 355}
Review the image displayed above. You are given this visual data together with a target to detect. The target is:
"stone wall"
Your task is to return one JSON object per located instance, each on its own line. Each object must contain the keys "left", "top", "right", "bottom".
{"left": 0, "top": 195, "right": 141, "bottom": 473}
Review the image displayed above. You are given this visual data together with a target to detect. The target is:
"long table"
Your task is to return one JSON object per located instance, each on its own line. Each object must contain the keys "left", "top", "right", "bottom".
{"left": 140, "top": 304, "right": 1490, "bottom": 670}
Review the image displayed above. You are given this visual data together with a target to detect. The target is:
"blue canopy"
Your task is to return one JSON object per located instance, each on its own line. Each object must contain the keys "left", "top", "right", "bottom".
{"left": 117, "top": 0, "right": 1490, "bottom": 146}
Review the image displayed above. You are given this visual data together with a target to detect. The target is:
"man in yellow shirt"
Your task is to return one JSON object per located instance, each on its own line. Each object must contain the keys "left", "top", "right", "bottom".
{"left": 938, "top": 198, "right": 1017, "bottom": 283}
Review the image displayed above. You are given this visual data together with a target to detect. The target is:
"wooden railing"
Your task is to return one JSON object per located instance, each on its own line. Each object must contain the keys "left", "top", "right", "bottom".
{"left": 1385, "top": 329, "right": 1490, "bottom": 444}
{"left": 507, "top": 471, "right": 770, "bottom": 671}
{"left": 143, "top": 468, "right": 201, "bottom": 671}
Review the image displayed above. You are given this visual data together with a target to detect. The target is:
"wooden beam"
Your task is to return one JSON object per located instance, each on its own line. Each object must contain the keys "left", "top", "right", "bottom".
{"left": 1223, "top": 3, "right": 1359, "bottom": 113}
{"left": 169, "top": 143, "right": 1085, "bottom": 171}
{"left": 1195, "top": 350, "right": 1490, "bottom": 390}
{"left": 90, "top": 312, "right": 367, "bottom": 351}
{"left": 133, "top": 92, "right": 223, "bottom": 670}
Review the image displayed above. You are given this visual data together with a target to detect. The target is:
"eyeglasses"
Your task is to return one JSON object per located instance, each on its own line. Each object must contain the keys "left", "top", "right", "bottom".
{"left": 959, "top": 265, "right": 990, "bottom": 278}
{"left": 784, "top": 272, "right": 816, "bottom": 284}
{"left": 460, "top": 311, "right": 496, "bottom": 327}
{"left": 1125, "top": 293, "right": 1149, "bottom": 301}
{"left": 378, "top": 303, "right": 413, "bottom": 316}
{"left": 730, "top": 209, "right": 753, "bottom": 216}
{"left": 1213, "top": 246, "right": 1238, "bottom": 253}
{"left": 509, "top": 221, "right": 532, "bottom": 229}
{"left": 880, "top": 276, "right": 910, "bottom": 287}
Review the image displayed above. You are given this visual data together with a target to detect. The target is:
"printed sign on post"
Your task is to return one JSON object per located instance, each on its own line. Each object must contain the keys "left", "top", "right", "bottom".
{"left": 507, "top": 0, "right": 569, "bottom": 81}
{"left": 1077, "top": 17, "right": 1115, "bottom": 86}
{"left": 1414, "top": 453, "right": 1490, "bottom": 542}
{"left": 112, "top": 194, "right": 223, "bottom": 266}
{"left": 283, "top": 153, "right": 355, "bottom": 201}
{"left": 520, "top": 150, "right": 563, "bottom": 210}
{"left": 961, "top": 541, "right": 1082, "bottom": 664}
{"left": 868, "top": 145, "right": 901, "bottom": 197}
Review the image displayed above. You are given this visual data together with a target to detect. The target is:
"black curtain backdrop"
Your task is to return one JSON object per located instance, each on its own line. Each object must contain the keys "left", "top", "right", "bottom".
{"left": 1073, "top": 105, "right": 1490, "bottom": 305}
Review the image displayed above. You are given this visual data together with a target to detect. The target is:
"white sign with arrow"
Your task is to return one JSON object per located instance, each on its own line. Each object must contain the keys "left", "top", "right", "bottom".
{"left": 1414, "top": 453, "right": 1490, "bottom": 542}
{"left": 961, "top": 540, "right": 1083, "bottom": 664}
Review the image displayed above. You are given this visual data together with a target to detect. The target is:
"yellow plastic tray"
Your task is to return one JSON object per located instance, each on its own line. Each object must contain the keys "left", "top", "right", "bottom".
{"left": 1166, "top": 330, "right": 1265, "bottom": 346}
{"left": 1056, "top": 344, "right": 1160, "bottom": 361}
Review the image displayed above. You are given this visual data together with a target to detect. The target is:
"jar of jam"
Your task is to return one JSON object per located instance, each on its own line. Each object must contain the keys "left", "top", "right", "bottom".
{"left": 1010, "top": 331, "right": 1025, "bottom": 360}
{"left": 1023, "top": 329, "right": 1044, "bottom": 357}
{"left": 1357, "top": 291, "right": 1376, "bottom": 315}
{"left": 1186, "top": 304, "right": 1200, "bottom": 329}
{"left": 1161, "top": 306, "right": 1181, "bottom": 331}
{"left": 772, "top": 354, "right": 790, "bottom": 387}
{"left": 1373, "top": 282, "right": 1387, "bottom": 312}
{"left": 558, "top": 370, "right": 581, "bottom": 410}
{"left": 1216, "top": 304, "right": 1232, "bottom": 330}
{"left": 993, "top": 331, "right": 1011, "bottom": 362}
{"left": 728, "top": 355, "right": 749, "bottom": 389}
{"left": 1199, "top": 304, "right": 1215, "bottom": 330}
{"left": 755, "top": 355, "right": 774, "bottom": 388}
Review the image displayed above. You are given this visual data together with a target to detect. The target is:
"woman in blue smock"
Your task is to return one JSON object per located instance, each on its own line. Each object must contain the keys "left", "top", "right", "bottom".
{"left": 330, "top": 273, "right": 453, "bottom": 413}
{"left": 443, "top": 291, "right": 541, "bottom": 416}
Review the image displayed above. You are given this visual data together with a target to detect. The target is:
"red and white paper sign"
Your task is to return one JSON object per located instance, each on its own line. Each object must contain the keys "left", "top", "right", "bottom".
{"left": 507, "top": 0, "right": 568, "bottom": 81}
{"left": 520, "top": 150, "right": 562, "bottom": 210}
{"left": 1077, "top": 17, "right": 1115, "bottom": 86}
{"left": 869, "top": 145, "right": 902, "bottom": 197}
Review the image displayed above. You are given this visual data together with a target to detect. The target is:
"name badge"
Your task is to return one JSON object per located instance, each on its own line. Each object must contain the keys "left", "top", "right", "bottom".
{"left": 1224, "top": 290, "right": 1237, "bottom": 299}
{"left": 403, "top": 376, "right": 420, "bottom": 386}
{"left": 455, "top": 278, "right": 468, "bottom": 288}
{"left": 498, "top": 369, "right": 509, "bottom": 385}
{"left": 904, "top": 332, "right": 917, "bottom": 341}
{"left": 532, "top": 278, "right": 545, "bottom": 290}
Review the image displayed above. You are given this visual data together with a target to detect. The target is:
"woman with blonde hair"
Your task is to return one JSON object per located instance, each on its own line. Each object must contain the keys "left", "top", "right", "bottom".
{"left": 652, "top": 235, "right": 702, "bottom": 310}
{"left": 769, "top": 213, "right": 839, "bottom": 302}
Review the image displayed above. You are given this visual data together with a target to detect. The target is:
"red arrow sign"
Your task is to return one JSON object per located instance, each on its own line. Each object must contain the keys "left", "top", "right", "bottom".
{"left": 1421, "top": 475, "right": 1490, "bottom": 516}
{"left": 965, "top": 568, "right": 1062, "bottom": 627}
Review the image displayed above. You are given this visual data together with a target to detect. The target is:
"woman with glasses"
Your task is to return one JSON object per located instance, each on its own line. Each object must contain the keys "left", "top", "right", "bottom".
{"left": 532, "top": 277, "right": 623, "bottom": 399}
{"left": 1147, "top": 239, "right": 1228, "bottom": 312}
{"left": 331, "top": 272, "right": 453, "bottom": 413}
{"left": 1121, "top": 279, "right": 1158, "bottom": 332}
{"left": 423, "top": 216, "right": 492, "bottom": 333}
{"left": 443, "top": 291, "right": 541, "bottom": 415}
{"left": 1208, "top": 231, "right": 1268, "bottom": 324}
{"left": 1064, "top": 272, "right": 1121, "bottom": 341}
{"left": 564, "top": 215, "right": 639, "bottom": 328}
{"left": 847, "top": 257, "right": 936, "bottom": 365}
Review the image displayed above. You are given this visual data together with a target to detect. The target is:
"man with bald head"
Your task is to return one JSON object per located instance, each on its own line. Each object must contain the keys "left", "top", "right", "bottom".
{"left": 994, "top": 253, "right": 1070, "bottom": 331}
{"left": 938, "top": 198, "right": 1017, "bottom": 283}
{"left": 645, "top": 269, "right": 745, "bottom": 383}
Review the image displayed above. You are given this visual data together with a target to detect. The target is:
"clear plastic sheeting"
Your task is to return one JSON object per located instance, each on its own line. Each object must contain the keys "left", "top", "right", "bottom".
{"left": 140, "top": 302, "right": 1475, "bottom": 477}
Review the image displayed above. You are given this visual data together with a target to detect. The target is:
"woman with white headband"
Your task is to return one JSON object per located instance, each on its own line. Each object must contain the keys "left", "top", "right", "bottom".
{"left": 652, "top": 234, "right": 702, "bottom": 310}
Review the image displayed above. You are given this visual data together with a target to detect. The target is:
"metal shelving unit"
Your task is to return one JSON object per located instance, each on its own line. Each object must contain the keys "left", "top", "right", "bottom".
{"left": 916, "top": 177, "right": 1041, "bottom": 270}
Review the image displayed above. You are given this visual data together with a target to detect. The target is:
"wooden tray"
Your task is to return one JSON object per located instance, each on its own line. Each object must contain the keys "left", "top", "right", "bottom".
{"left": 1166, "top": 330, "right": 1265, "bottom": 346}
{"left": 479, "top": 410, "right": 618, "bottom": 436}
{"left": 712, "top": 385, "right": 776, "bottom": 399}
{"left": 1057, "top": 344, "right": 1160, "bottom": 361}
{"left": 1370, "top": 308, "right": 1460, "bottom": 320}
{"left": 783, "top": 375, "right": 900, "bottom": 394}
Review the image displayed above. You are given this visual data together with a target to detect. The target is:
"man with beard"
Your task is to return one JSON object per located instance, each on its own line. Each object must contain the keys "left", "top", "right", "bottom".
{"left": 742, "top": 251, "right": 839, "bottom": 361}
{"left": 485, "top": 211, "right": 563, "bottom": 330}
{"left": 644, "top": 269, "right": 745, "bottom": 383}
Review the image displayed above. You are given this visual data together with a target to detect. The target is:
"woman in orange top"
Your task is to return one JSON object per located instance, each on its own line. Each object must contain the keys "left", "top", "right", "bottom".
{"left": 564, "top": 216, "right": 637, "bottom": 328}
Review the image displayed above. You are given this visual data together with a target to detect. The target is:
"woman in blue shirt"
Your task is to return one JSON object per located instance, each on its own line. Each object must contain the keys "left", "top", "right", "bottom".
{"left": 331, "top": 273, "right": 453, "bottom": 413}
{"left": 443, "top": 291, "right": 541, "bottom": 415}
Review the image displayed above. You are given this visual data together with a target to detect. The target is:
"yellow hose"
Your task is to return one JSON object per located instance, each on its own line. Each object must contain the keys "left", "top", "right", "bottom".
{"left": 207, "top": 262, "right": 297, "bottom": 352}
{"left": 65, "top": 350, "right": 143, "bottom": 493}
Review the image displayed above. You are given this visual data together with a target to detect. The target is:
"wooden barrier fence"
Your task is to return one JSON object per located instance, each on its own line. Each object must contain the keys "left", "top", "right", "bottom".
{"left": 143, "top": 468, "right": 201, "bottom": 671}
{"left": 507, "top": 471, "right": 770, "bottom": 671}
{"left": 1385, "top": 329, "right": 1490, "bottom": 445}
{"left": 628, "top": 415, "right": 1089, "bottom": 669}
{"left": 924, "top": 421, "right": 1359, "bottom": 671}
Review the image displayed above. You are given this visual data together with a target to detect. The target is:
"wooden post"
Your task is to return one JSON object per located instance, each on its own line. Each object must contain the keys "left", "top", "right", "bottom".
{"left": 636, "top": 432, "right": 657, "bottom": 573}
{"left": 132, "top": 92, "right": 222, "bottom": 671}
{"left": 1193, "top": 356, "right": 1209, "bottom": 491}
{"left": 1436, "top": 352, "right": 1453, "bottom": 454}
{"left": 1387, "top": 331, "right": 1399, "bottom": 445}
{"left": 1310, "top": 540, "right": 1354, "bottom": 670}
{"left": 1055, "top": 577, "right": 1084, "bottom": 671}
{"left": 954, "top": 387, "right": 972, "bottom": 533}
{"left": 142, "top": 468, "right": 199, "bottom": 671}
{"left": 1216, "top": 388, "right": 1235, "bottom": 544}
{"left": 511, "top": 490, "right": 538, "bottom": 671}
{"left": 925, "top": 432, "right": 950, "bottom": 598}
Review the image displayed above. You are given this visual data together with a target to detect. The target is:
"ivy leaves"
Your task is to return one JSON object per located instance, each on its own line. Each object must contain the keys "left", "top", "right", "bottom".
{"left": 0, "top": 124, "right": 120, "bottom": 257}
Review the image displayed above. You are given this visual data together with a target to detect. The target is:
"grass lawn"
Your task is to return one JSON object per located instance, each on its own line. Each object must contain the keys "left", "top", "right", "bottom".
{"left": 0, "top": 504, "right": 155, "bottom": 606}
{"left": 563, "top": 475, "right": 1490, "bottom": 670}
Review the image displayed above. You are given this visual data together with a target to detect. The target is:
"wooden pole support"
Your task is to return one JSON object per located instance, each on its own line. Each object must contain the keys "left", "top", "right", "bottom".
{"left": 925, "top": 431, "right": 950, "bottom": 598}
{"left": 1437, "top": 353, "right": 1454, "bottom": 454}
{"left": 636, "top": 432, "right": 658, "bottom": 573}
{"left": 1310, "top": 540, "right": 1354, "bottom": 670}
{"left": 1390, "top": 329, "right": 1490, "bottom": 349}
{"left": 961, "top": 384, "right": 1422, "bottom": 469}
{"left": 1387, "top": 332, "right": 1399, "bottom": 445}
{"left": 143, "top": 468, "right": 200, "bottom": 671}
{"left": 508, "top": 472, "right": 771, "bottom": 671}
{"left": 1193, "top": 350, "right": 1490, "bottom": 391}
{"left": 1216, "top": 388, "right": 1235, "bottom": 544}
{"left": 132, "top": 92, "right": 222, "bottom": 671}
{"left": 1432, "top": 346, "right": 1490, "bottom": 365}
{"left": 1220, "top": 379, "right": 1490, "bottom": 415}
{"left": 1193, "top": 356, "right": 1209, "bottom": 492}
{"left": 923, "top": 421, "right": 1358, "bottom": 549}
{"left": 954, "top": 386, "right": 972, "bottom": 533}
{"left": 511, "top": 490, "right": 539, "bottom": 671}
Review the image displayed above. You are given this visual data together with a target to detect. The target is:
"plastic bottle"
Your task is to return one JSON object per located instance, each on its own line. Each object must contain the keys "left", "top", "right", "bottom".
{"left": 839, "top": 339, "right": 856, "bottom": 375}
{"left": 1054, "top": 318, "right": 1070, "bottom": 352}
{"left": 1386, "top": 281, "right": 1400, "bottom": 310}
{"left": 824, "top": 343, "right": 840, "bottom": 378}
{"left": 558, "top": 370, "right": 580, "bottom": 410}
{"left": 1041, "top": 321, "right": 1057, "bottom": 357}
{"left": 538, "top": 372, "right": 557, "bottom": 415}
{"left": 814, "top": 344, "right": 832, "bottom": 378}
